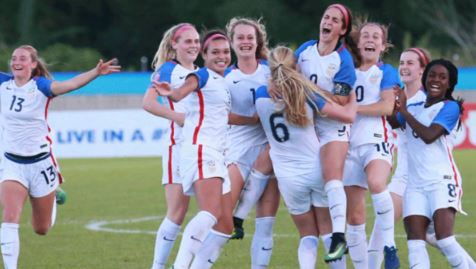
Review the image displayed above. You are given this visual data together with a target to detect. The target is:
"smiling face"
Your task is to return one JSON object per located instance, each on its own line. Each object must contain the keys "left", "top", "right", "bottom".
{"left": 202, "top": 38, "right": 231, "bottom": 75}
{"left": 358, "top": 24, "right": 385, "bottom": 64}
{"left": 319, "top": 7, "right": 346, "bottom": 44}
{"left": 399, "top": 51, "right": 424, "bottom": 85}
{"left": 425, "top": 64, "right": 450, "bottom": 99}
{"left": 231, "top": 24, "right": 257, "bottom": 59}
{"left": 10, "top": 48, "right": 37, "bottom": 80}
{"left": 172, "top": 28, "right": 200, "bottom": 66}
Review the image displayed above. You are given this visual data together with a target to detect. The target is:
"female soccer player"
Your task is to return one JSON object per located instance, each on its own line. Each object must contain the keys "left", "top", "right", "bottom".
{"left": 255, "top": 45, "right": 357, "bottom": 269}
{"left": 342, "top": 22, "right": 400, "bottom": 269}
{"left": 390, "top": 59, "right": 471, "bottom": 269}
{"left": 0, "top": 45, "right": 120, "bottom": 269}
{"left": 142, "top": 23, "right": 200, "bottom": 269}
{"left": 154, "top": 30, "right": 234, "bottom": 269}
{"left": 367, "top": 47, "right": 430, "bottom": 268}
{"left": 223, "top": 17, "right": 280, "bottom": 269}
{"left": 294, "top": 3, "right": 357, "bottom": 262}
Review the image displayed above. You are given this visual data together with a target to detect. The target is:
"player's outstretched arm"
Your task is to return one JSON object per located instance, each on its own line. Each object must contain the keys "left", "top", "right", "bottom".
{"left": 153, "top": 75, "right": 198, "bottom": 102}
{"left": 51, "top": 59, "right": 121, "bottom": 96}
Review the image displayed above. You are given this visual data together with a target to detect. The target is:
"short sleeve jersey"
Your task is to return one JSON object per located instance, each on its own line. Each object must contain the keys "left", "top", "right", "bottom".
{"left": 350, "top": 63, "right": 400, "bottom": 146}
{"left": 0, "top": 73, "right": 54, "bottom": 156}
{"left": 295, "top": 40, "right": 356, "bottom": 93}
{"left": 152, "top": 61, "right": 196, "bottom": 145}
{"left": 181, "top": 67, "right": 231, "bottom": 152}
{"left": 255, "top": 86, "right": 326, "bottom": 178}
{"left": 392, "top": 89, "right": 426, "bottom": 181}
{"left": 397, "top": 100, "right": 461, "bottom": 187}
{"left": 224, "top": 60, "right": 269, "bottom": 148}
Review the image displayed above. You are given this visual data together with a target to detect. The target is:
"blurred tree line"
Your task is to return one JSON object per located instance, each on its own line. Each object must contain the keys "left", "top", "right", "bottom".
{"left": 0, "top": 0, "right": 474, "bottom": 71}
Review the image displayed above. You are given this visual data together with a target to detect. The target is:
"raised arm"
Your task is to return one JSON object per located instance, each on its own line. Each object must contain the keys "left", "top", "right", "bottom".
{"left": 51, "top": 59, "right": 121, "bottom": 96}
{"left": 154, "top": 75, "right": 198, "bottom": 102}
{"left": 142, "top": 87, "right": 185, "bottom": 126}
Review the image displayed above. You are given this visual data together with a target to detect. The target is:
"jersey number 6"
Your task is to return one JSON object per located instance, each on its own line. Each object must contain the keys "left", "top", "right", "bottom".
{"left": 269, "top": 113, "right": 290, "bottom": 142}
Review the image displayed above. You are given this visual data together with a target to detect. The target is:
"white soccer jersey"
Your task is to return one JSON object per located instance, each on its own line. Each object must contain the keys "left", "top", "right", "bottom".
{"left": 295, "top": 40, "right": 356, "bottom": 143}
{"left": 181, "top": 67, "right": 231, "bottom": 152}
{"left": 224, "top": 60, "right": 268, "bottom": 148}
{"left": 152, "top": 60, "right": 196, "bottom": 145}
{"left": 398, "top": 100, "right": 462, "bottom": 188}
{"left": 0, "top": 73, "right": 54, "bottom": 156}
{"left": 392, "top": 89, "right": 427, "bottom": 181}
{"left": 350, "top": 63, "right": 400, "bottom": 146}
{"left": 255, "top": 86, "right": 326, "bottom": 179}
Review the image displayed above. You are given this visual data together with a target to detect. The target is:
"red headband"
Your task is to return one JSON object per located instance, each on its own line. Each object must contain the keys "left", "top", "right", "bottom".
{"left": 328, "top": 4, "right": 350, "bottom": 29}
{"left": 203, "top": 33, "right": 228, "bottom": 51}
{"left": 408, "top": 48, "right": 429, "bottom": 66}
{"left": 173, "top": 24, "right": 195, "bottom": 41}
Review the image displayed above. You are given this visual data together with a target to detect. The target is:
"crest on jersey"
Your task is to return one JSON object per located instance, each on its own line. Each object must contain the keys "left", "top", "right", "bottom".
{"left": 369, "top": 72, "right": 381, "bottom": 85}
{"left": 326, "top": 63, "right": 338, "bottom": 77}
{"left": 207, "top": 160, "right": 216, "bottom": 172}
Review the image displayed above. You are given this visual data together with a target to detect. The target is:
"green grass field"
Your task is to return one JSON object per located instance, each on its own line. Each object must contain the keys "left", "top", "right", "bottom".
{"left": 14, "top": 150, "right": 476, "bottom": 268}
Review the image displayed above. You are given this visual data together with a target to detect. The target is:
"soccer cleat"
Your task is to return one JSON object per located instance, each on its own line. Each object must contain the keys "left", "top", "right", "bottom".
{"left": 324, "top": 232, "right": 348, "bottom": 263}
{"left": 384, "top": 246, "right": 400, "bottom": 269}
{"left": 55, "top": 187, "right": 67, "bottom": 205}
{"left": 230, "top": 226, "right": 244, "bottom": 240}
{"left": 230, "top": 217, "right": 245, "bottom": 240}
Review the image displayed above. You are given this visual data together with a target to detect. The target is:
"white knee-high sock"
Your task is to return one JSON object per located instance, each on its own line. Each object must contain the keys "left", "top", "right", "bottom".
{"left": 408, "top": 240, "right": 430, "bottom": 269}
{"left": 51, "top": 200, "right": 57, "bottom": 227}
{"left": 298, "top": 236, "right": 318, "bottom": 269}
{"left": 173, "top": 211, "right": 217, "bottom": 269}
{"left": 437, "top": 236, "right": 469, "bottom": 269}
{"left": 324, "top": 180, "right": 346, "bottom": 233}
{"left": 190, "top": 229, "right": 230, "bottom": 269}
{"left": 234, "top": 169, "right": 270, "bottom": 220}
{"left": 321, "top": 233, "right": 347, "bottom": 269}
{"left": 1, "top": 223, "right": 20, "bottom": 269}
{"left": 346, "top": 224, "right": 368, "bottom": 269}
{"left": 151, "top": 217, "right": 181, "bottom": 269}
{"left": 429, "top": 227, "right": 476, "bottom": 269}
{"left": 371, "top": 190, "right": 396, "bottom": 248}
{"left": 368, "top": 221, "right": 384, "bottom": 269}
{"left": 251, "top": 217, "right": 275, "bottom": 269}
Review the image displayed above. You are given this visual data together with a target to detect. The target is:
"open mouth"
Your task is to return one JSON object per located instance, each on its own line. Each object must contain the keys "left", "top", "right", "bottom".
{"left": 364, "top": 44, "right": 376, "bottom": 52}
{"left": 321, "top": 27, "right": 331, "bottom": 35}
{"left": 239, "top": 45, "right": 253, "bottom": 52}
{"left": 429, "top": 84, "right": 441, "bottom": 92}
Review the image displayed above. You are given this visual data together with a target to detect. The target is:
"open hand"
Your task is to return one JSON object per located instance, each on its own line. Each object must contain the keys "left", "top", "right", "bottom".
{"left": 96, "top": 58, "right": 121, "bottom": 75}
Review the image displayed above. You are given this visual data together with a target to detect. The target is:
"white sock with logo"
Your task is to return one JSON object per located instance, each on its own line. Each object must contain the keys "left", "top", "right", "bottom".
{"left": 172, "top": 211, "right": 216, "bottom": 269}
{"left": 151, "top": 217, "right": 181, "bottom": 269}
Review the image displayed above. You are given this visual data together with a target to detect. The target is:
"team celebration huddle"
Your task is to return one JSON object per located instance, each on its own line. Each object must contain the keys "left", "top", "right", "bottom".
{"left": 0, "top": 2, "right": 474, "bottom": 269}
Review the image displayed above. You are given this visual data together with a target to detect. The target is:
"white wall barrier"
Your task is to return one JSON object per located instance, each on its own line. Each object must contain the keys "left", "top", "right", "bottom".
{"left": 48, "top": 109, "right": 170, "bottom": 158}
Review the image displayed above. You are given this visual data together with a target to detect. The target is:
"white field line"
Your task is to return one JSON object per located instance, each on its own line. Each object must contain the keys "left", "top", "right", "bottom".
{"left": 84, "top": 216, "right": 476, "bottom": 239}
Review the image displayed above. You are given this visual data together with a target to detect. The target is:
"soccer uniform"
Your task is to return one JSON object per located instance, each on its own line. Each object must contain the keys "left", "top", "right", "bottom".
{"left": 255, "top": 86, "right": 328, "bottom": 215}
{"left": 0, "top": 73, "right": 61, "bottom": 197}
{"left": 152, "top": 61, "right": 196, "bottom": 185}
{"left": 399, "top": 100, "right": 466, "bottom": 219}
{"left": 388, "top": 89, "right": 426, "bottom": 196}
{"left": 179, "top": 67, "right": 232, "bottom": 195}
{"left": 224, "top": 60, "right": 269, "bottom": 180}
{"left": 295, "top": 40, "right": 356, "bottom": 145}
{"left": 343, "top": 63, "right": 400, "bottom": 188}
